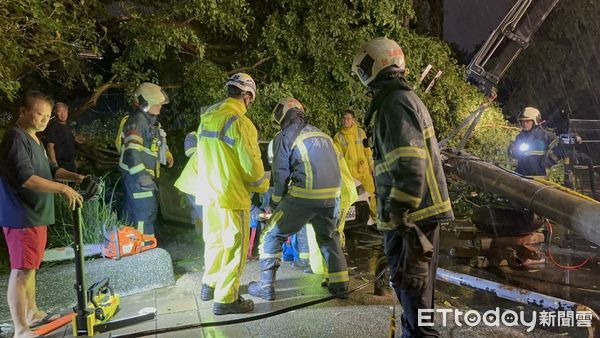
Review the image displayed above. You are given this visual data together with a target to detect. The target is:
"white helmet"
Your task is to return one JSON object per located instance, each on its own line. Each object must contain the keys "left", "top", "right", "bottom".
{"left": 352, "top": 37, "right": 406, "bottom": 87}
{"left": 272, "top": 97, "right": 304, "bottom": 125}
{"left": 519, "top": 107, "right": 541, "bottom": 125}
{"left": 226, "top": 73, "right": 256, "bottom": 102}
{"left": 134, "top": 83, "right": 169, "bottom": 109}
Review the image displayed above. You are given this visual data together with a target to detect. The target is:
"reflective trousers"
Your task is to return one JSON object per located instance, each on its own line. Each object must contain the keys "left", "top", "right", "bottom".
{"left": 201, "top": 204, "right": 249, "bottom": 304}
{"left": 260, "top": 197, "right": 349, "bottom": 286}
{"left": 123, "top": 175, "right": 158, "bottom": 236}
{"left": 384, "top": 223, "right": 441, "bottom": 338}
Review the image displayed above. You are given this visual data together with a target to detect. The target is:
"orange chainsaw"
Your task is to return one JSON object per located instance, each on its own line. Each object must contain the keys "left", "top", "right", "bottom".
{"left": 102, "top": 226, "right": 157, "bottom": 260}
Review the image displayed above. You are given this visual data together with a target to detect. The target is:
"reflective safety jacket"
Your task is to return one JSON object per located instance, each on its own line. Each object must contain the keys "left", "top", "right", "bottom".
{"left": 507, "top": 126, "right": 557, "bottom": 176}
{"left": 369, "top": 77, "right": 454, "bottom": 227}
{"left": 334, "top": 125, "right": 373, "bottom": 178}
{"left": 193, "top": 98, "right": 269, "bottom": 210}
{"left": 339, "top": 156, "right": 359, "bottom": 210}
{"left": 271, "top": 123, "right": 342, "bottom": 207}
{"left": 174, "top": 132, "right": 199, "bottom": 196}
{"left": 118, "top": 111, "right": 172, "bottom": 183}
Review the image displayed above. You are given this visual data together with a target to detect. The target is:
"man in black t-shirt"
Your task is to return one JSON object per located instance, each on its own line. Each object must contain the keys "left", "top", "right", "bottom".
{"left": 45, "top": 102, "right": 76, "bottom": 172}
{"left": 0, "top": 92, "right": 85, "bottom": 338}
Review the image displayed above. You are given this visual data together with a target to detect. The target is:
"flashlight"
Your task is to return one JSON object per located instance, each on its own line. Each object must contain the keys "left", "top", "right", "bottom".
{"left": 519, "top": 143, "right": 530, "bottom": 152}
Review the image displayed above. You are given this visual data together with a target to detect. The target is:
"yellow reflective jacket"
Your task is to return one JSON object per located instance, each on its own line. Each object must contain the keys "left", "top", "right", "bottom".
{"left": 174, "top": 131, "right": 198, "bottom": 196}
{"left": 174, "top": 152, "right": 198, "bottom": 196}
{"left": 193, "top": 98, "right": 269, "bottom": 210}
{"left": 334, "top": 124, "right": 373, "bottom": 178}
{"left": 338, "top": 151, "right": 359, "bottom": 209}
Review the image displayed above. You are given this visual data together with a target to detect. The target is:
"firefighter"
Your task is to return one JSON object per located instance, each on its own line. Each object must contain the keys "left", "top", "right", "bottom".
{"left": 334, "top": 109, "right": 377, "bottom": 224}
{"left": 507, "top": 106, "right": 559, "bottom": 177}
{"left": 174, "top": 131, "right": 203, "bottom": 234}
{"left": 118, "top": 83, "right": 173, "bottom": 238}
{"left": 248, "top": 97, "right": 349, "bottom": 301}
{"left": 352, "top": 37, "right": 454, "bottom": 337}
{"left": 193, "top": 73, "right": 269, "bottom": 315}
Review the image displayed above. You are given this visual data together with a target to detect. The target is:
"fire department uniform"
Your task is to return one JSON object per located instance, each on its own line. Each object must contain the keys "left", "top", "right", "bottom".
{"left": 118, "top": 110, "right": 172, "bottom": 236}
{"left": 508, "top": 126, "right": 557, "bottom": 176}
{"left": 193, "top": 98, "right": 269, "bottom": 304}
{"left": 256, "top": 122, "right": 350, "bottom": 296}
{"left": 369, "top": 76, "right": 454, "bottom": 337}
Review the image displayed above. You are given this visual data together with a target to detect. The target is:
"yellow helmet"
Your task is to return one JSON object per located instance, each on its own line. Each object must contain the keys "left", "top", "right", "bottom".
{"left": 272, "top": 97, "right": 304, "bottom": 125}
{"left": 226, "top": 73, "right": 257, "bottom": 102}
{"left": 519, "top": 107, "right": 541, "bottom": 125}
{"left": 134, "top": 83, "right": 169, "bottom": 109}
{"left": 352, "top": 37, "right": 405, "bottom": 87}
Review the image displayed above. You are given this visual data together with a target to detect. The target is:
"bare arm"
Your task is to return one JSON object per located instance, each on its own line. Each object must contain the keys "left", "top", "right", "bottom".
{"left": 54, "top": 168, "right": 85, "bottom": 183}
{"left": 46, "top": 142, "right": 58, "bottom": 164}
{"left": 22, "top": 175, "right": 83, "bottom": 209}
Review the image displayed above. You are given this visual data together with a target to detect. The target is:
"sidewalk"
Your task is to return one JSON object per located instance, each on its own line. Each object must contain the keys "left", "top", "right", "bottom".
{"left": 37, "top": 260, "right": 589, "bottom": 338}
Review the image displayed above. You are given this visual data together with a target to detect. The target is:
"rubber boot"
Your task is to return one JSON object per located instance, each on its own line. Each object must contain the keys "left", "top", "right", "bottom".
{"left": 212, "top": 296, "right": 254, "bottom": 315}
{"left": 291, "top": 258, "right": 312, "bottom": 273}
{"left": 200, "top": 284, "right": 214, "bottom": 301}
{"left": 328, "top": 282, "right": 349, "bottom": 299}
{"left": 248, "top": 269, "right": 276, "bottom": 301}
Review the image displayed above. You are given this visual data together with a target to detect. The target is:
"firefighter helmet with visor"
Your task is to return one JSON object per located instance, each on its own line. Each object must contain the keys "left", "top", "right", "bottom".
{"left": 352, "top": 37, "right": 406, "bottom": 87}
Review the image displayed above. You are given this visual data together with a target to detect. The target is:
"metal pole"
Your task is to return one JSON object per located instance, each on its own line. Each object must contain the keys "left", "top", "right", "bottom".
{"left": 437, "top": 268, "right": 598, "bottom": 335}
{"left": 443, "top": 150, "right": 600, "bottom": 246}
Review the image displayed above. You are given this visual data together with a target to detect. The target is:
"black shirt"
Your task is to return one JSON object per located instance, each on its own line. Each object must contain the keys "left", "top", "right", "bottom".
{"left": 45, "top": 120, "right": 76, "bottom": 171}
{"left": 0, "top": 126, "right": 58, "bottom": 227}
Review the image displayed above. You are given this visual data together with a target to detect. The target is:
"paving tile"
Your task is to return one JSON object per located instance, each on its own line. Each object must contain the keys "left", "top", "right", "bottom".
{"left": 157, "top": 294, "right": 198, "bottom": 314}
{"left": 198, "top": 308, "right": 252, "bottom": 337}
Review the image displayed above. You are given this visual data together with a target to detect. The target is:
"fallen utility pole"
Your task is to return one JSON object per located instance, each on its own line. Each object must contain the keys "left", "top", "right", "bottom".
{"left": 443, "top": 149, "right": 600, "bottom": 246}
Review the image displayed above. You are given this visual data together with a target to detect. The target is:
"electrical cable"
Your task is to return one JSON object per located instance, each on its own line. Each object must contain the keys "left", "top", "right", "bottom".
{"left": 111, "top": 268, "right": 388, "bottom": 338}
{"left": 545, "top": 220, "right": 593, "bottom": 270}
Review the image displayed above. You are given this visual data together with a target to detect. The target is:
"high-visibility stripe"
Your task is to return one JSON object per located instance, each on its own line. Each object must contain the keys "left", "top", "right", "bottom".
{"left": 137, "top": 221, "right": 144, "bottom": 233}
{"left": 408, "top": 199, "right": 452, "bottom": 222}
{"left": 125, "top": 143, "right": 158, "bottom": 158}
{"left": 248, "top": 173, "right": 268, "bottom": 187}
{"left": 390, "top": 188, "right": 422, "bottom": 209}
{"left": 423, "top": 126, "right": 435, "bottom": 139}
{"left": 259, "top": 210, "right": 285, "bottom": 255}
{"left": 133, "top": 191, "right": 153, "bottom": 199}
{"left": 199, "top": 130, "right": 235, "bottom": 146}
{"left": 528, "top": 150, "right": 546, "bottom": 156}
{"left": 328, "top": 270, "right": 350, "bottom": 283}
{"left": 375, "top": 162, "right": 389, "bottom": 176}
{"left": 289, "top": 186, "right": 341, "bottom": 200}
{"left": 296, "top": 142, "right": 313, "bottom": 189}
{"left": 124, "top": 134, "right": 144, "bottom": 145}
{"left": 272, "top": 194, "right": 282, "bottom": 203}
{"left": 292, "top": 131, "right": 333, "bottom": 147}
{"left": 260, "top": 253, "right": 283, "bottom": 259}
{"left": 299, "top": 252, "right": 310, "bottom": 259}
{"left": 185, "top": 147, "right": 196, "bottom": 157}
{"left": 119, "top": 162, "right": 146, "bottom": 175}
{"left": 385, "top": 146, "right": 427, "bottom": 169}
{"left": 198, "top": 116, "right": 238, "bottom": 147}
{"left": 424, "top": 140, "right": 443, "bottom": 205}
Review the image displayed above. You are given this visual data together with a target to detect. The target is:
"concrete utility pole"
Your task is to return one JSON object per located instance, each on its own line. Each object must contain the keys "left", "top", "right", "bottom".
{"left": 443, "top": 149, "right": 600, "bottom": 246}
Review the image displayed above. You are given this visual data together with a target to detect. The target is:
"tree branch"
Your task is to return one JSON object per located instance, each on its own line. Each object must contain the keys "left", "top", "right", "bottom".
{"left": 74, "top": 75, "right": 124, "bottom": 118}
{"left": 227, "top": 56, "right": 274, "bottom": 76}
